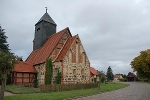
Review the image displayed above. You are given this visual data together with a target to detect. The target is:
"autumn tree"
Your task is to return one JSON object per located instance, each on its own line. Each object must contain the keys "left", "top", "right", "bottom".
{"left": 130, "top": 49, "right": 150, "bottom": 82}
{"left": 45, "top": 58, "right": 53, "bottom": 85}
{"left": 106, "top": 66, "right": 114, "bottom": 81}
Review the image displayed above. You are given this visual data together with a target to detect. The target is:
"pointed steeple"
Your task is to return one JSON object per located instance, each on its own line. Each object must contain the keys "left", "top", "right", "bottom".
{"left": 33, "top": 10, "right": 57, "bottom": 50}
{"left": 35, "top": 12, "right": 56, "bottom": 25}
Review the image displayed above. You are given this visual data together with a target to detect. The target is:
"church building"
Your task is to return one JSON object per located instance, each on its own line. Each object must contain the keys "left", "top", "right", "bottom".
{"left": 26, "top": 11, "right": 91, "bottom": 85}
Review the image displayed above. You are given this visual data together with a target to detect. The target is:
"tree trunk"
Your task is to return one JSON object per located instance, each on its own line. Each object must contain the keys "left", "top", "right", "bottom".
{"left": 0, "top": 74, "right": 6, "bottom": 100}
{"left": 98, "top": 76, "right": 102, "bottom": 90}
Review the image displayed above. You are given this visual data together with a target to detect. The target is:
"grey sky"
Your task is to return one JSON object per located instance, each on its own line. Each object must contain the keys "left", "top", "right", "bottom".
{"left": 0, "top": 0, "right": 150, "bottom": 75}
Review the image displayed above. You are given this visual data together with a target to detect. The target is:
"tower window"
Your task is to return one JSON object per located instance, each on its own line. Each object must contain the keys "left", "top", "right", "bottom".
{"left": 37, "top": 27, "right": 40, "bottom": 31}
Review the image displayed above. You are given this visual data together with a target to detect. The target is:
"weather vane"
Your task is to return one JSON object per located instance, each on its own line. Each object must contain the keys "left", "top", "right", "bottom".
{"left": 45, "top": 7, "right": 48, "bottom": 13}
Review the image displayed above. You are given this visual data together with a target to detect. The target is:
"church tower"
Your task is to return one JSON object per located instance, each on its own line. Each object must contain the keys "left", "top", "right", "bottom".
{"left": 33, "top": 10, "right": 57, "bottom": 50}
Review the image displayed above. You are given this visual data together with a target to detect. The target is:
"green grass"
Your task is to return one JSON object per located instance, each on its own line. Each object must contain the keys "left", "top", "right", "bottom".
{"left": 4, "top": 82, "right": 129, "bottom": 100}
{"left": 5, "top": 85, "right": 40, "bottom": 94}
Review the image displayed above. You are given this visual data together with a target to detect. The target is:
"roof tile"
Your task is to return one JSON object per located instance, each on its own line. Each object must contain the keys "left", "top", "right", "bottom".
{"left": 26, "top": 28, "right": 68, "bottom": 65}
{"left": 90, "top": 67, "right": 98, "bottom": 75}
{"left": 55, "top": 36, "right": 76, "bottom": 62}
{"left": 13, "top": 62, "right": 36, "bottom": 73}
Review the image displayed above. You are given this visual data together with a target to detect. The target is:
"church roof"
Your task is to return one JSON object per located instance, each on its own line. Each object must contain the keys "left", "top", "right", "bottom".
{"left": 55, "top": 35, "right": 76, "bottom": 62}
{"left": 26, "top": 28, "right": 69, "bottom": 65}
{"left": 35, "top": 12, "right": 56, "bottom": 25}
{"left": 13, "top": 62, "right": 36, "bottom": 73}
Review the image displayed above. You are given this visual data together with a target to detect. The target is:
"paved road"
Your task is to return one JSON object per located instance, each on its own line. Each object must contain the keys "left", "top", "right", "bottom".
{"left": 73, "top": 82, "right": 150, "bottom": 100}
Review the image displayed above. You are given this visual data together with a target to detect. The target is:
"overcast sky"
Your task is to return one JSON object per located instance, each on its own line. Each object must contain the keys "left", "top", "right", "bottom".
{"left": 1, "top": 0, "right": 150, "bottom": 75}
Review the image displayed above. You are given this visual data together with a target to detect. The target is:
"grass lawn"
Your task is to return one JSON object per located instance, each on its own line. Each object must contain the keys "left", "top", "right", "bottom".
{"left": 5, "top": 85, "right": 40, "bottom": 94}
{"left": 4, "top": 82, "right": 129, "bottom": 100}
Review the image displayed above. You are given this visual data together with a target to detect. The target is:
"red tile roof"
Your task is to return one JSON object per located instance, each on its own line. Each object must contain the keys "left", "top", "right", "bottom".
{"left": 55, "top": 35, "right": 76, "bottom": 62}
{"left": 13, "top": 62, "right": 36, "bottom": 73}
{"left": 114, "top": 74, "right": 122, "bottom": 78}
{"left": 90, "top": 67, "right": 98, "bottom": 75}
{"left": 26, "top": 28, "right": 69, "bottom": 65}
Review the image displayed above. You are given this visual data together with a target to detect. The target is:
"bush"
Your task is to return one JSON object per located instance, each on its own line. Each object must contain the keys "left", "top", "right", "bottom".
{"left": 118, "top": 78, "right": 127, "bottom": 82}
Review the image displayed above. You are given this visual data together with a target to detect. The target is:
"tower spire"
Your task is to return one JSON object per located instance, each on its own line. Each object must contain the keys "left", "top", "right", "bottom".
{"left": 45, "top": 7, "right": 48, "bottom": 13}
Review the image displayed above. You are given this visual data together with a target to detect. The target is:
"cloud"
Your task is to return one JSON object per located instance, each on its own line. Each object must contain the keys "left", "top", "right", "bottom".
{"left": 0, "top": 0, "right": 150, "bottom": 75}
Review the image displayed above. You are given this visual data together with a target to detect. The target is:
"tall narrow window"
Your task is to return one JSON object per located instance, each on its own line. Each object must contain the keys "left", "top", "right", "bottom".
{"left": 82, "top": 52, "right": 86, "bottom": 64}
{"left": 76, "top": 41, "right": 78, "bottom": 63}
{"left": 69, "top": 50, "right": 72, "bottom": 63}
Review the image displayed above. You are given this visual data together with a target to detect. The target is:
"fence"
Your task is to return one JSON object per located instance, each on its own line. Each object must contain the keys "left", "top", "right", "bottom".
{"left": 40, "top": 83, "right": 98, "bottom": 92}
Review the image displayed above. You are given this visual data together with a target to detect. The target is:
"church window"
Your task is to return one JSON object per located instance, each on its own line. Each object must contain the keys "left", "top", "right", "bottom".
{"left": 82, "top": 52, "right": 86, "bottom": 64}
{"left": 73, "top": 69, "right": 76, "bottom": 75}
{"left": 69, "top": 50, "right": 72, "bottom": 63}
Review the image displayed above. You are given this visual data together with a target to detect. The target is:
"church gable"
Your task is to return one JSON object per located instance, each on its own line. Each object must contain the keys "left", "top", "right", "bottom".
{"left": 50, "top": 29, "right": 72, "bottom": 61}
{"left": 26, "top": 28, "right": 69, "bottom": 65}
{"left": 60, "top": 35, "right": 90, "bottom": 84}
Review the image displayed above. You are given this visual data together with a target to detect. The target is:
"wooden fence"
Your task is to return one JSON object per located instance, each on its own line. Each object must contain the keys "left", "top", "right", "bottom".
{"left": 40, "top": 83, "right": 98, "bottom": 92}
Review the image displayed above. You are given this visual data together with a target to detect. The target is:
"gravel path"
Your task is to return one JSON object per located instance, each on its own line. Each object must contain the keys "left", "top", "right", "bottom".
{"left": 72, "top": 82, "right": 150, "bottom": 100}
{"left": 4, "top": 91, "right": 15, "bottom": 96}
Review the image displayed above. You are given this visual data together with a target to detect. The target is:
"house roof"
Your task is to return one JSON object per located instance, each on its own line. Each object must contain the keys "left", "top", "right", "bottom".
{"left": 26, "top": 28, "right": 69, "bottom": 65}
{"left": 13, "top": 62, "right": 36, "bottom": 73}
{"left": 55, "top": 35, "right": 76, "bottom": 62}
{"left": 127, "top": 72, "right": 138, "bottom": 78}
{"left": 35, "top": 12, "right": 56, "bottom": 25}
{"left": 114, "top": 74, "right": 122, "bottom": 78}
{"left": 90, "top": 67, "right": 98, "bottom": 75}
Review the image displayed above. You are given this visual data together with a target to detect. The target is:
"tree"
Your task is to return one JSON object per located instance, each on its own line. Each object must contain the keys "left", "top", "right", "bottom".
{"left": 55, "top": 69, "right": 62, "bottom": 84}
{"left": 33, "top": 73, "right": 38, "bottom": 88}
{"left": 0, "top": 26, "right": 16, "bottom": 100}
{"left": 0, "top": 51, "right": 16, "bottom": 100}
{"left": 130, "top": 49, "right": 150, "bottom": 82}
{"left": 0, "top": 26, "right": 9, "bottom": 52}
{"left": 97, "top": 71, "right": 105, "bottom": 90}
{"left": 45, "top": 58, "right": 53, "bottom": 85}
{"left": 106, "top": 66, "right": 114, "bottom": 81}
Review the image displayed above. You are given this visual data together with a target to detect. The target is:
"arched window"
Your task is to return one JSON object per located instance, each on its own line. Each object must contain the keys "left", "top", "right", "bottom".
{"left": 82, "top": 52, "right": 86, "bottom": 64}
{"left": 81, "top": 69, "right": 84, "bottom": 75}
{"left": 69, "top": 50, "right": 72, "bottom": 63}
{"left": 73, "top": 69, "right": 76, "bottom": 75}
{"left": 76, "top": 41, "right": 78, "bottom": 63}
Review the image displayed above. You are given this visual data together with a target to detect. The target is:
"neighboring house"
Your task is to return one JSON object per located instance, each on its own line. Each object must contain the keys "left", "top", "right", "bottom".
{"left": 90, "top": 67, "right": 98, "bottom": 83}
{"left": 126, "top": 72, "right": 138, "bottom": 82}
{"left": 11, "top": 62, "right": 37, "bottom": 86}
{"left": 26, "top": 11, "right": 90, "bottom": 85}
{"left": 114, "top": 74, "right": 123, "bottom": 81}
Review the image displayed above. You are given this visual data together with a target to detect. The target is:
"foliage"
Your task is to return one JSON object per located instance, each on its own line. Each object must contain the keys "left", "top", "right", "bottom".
{"left": 4, "top": 83, "right": 129, "bottom": 100}
{"left": 0, "top": 26, "right": 9, "bottom": 52}
{"left": 122, "top": 74, "right": 126, "bottom": 78}
{"left": 118, "top": 78, "right": 127, "bottom": 82}
{"left": 55, "top": 69, "right": 62, "bottom": 84}
{"left": 130, "top": 49, "right": 150, "bottom": 81}
{"left": 0, "top": 25, "right": 17, "bottom": 100}
{"left": 33, "top": 74, "right": 38, "bottom": 88}
{"left": 45, "top": 58, "right": 53, "bottom": 85}
{"left": 106, "top": 66, "right": 114, "bottom": 81}
{"left": 6, "top": 73, "right": 11, "bottom": 85}
{"left": 101, "top": 75, "right": 106, "bottom": 83}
